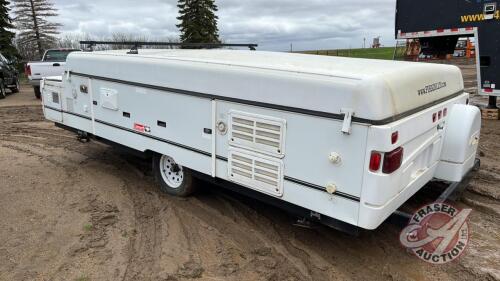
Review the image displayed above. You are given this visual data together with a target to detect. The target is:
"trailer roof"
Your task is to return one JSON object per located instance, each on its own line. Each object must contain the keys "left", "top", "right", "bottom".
{"left": 66, "top": 49, "right": 465, "bottom": 123}
{"left": 80, "top": 49, "right": 443, "bottom": 79}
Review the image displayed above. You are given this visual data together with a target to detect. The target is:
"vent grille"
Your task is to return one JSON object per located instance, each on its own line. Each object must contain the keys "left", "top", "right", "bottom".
{"left": 66, "top": 98, "right": 74, "bottom": 112}
{"left": 229, "top": 111, "right": 286, "bottom": 157}
{"left": 228, "top": 149, "right": 284, "bottom": 197}
{"left": 52, "top": 92, "right": 60, "bottom": 104}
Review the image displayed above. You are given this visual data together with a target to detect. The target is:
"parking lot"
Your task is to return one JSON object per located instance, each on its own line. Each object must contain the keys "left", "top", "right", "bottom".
{"left": 0, "top": 74, "right": 498, "bottom": 281}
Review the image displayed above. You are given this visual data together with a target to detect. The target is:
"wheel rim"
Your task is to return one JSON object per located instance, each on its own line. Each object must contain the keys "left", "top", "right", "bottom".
{"left": 159, "top": 155, "right": 184, "bottom": 188}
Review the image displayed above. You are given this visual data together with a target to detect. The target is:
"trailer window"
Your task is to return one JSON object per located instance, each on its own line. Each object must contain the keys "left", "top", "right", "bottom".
{"left": 484, "top": 3, "right": 497, "bottom": 19}
{"left": 485, "top": 3, "right": 496, "bottom": 13}
{"left": 43, "top": 50, "right": 78, "bottom": 62}
{"left": 480, "top": 56, "right": 491, "bottom": 67}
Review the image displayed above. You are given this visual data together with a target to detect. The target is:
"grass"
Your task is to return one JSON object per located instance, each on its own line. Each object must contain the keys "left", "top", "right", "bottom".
{"left": 83, "top": 224, "right": 93, "bottom": 231}
{"left": 76, "top": 276, "right": 89, "bottom": 281}
{"left": 299, "top": 47, "right": 401, "bottom": 60}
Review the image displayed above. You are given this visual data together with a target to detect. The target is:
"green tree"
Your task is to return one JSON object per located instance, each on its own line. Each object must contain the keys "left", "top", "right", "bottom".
{"left": 0, "top": 0, "right": 18, "bottom": 60}
{"left": 176, "top": 0, "right": 220, "bottom": 45}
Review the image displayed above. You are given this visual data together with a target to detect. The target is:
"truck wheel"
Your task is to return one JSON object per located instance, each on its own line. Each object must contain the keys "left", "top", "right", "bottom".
{"left": 34, "top": 86, "right": 41, "bottom": 99}
{"left": 152, "top": 154, "right": 197, "bottom": 197}
{"left": 11, "top": 79, "right": 20, "bottom": 93}
{"left": 0, "top": 82, "right": 6, "bottom": 99}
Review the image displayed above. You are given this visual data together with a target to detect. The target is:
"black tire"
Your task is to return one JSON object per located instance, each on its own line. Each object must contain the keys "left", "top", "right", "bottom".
{"left": 10, "top": 79, "right": 20, "bottom": 93}
{"left": 152, "top": 153, "right": 197, "bottom": 197}
{"left": 0, "top": 81, "right": 6, "bottom": 99}
{"left": 34, "top": 86, "right": 41, "bottom": 99}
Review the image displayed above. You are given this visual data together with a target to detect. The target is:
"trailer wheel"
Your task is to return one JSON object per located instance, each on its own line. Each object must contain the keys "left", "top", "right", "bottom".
{"left": 34, "top": 86, "right": 41, "bottom": 99}
{"left": 153, "top": 154, "right": 196, "bottom": 197}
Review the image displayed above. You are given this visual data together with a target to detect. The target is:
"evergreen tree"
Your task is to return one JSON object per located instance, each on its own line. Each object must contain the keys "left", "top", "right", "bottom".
{"left": 12, "top": 0, "right": 61, "bottom": 59}
{"left": 0, "top": 0, "right": 18, "bottom": 60}
{"left": 176, "top": 0, "right": 220, "bottom": 45}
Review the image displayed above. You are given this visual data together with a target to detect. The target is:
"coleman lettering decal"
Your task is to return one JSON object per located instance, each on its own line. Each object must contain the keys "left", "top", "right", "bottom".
{"left": 418, "top": 82, "right": 447, "bottom": 96}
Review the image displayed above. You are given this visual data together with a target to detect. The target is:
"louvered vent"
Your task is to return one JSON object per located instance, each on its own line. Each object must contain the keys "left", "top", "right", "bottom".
{"left": 52, "top": 92, "right": 60, "bottom": 104}
{"left": 66, "top": 98, "right": 74, "bottom": 112}
{"left": 229, "top": 111, "right": 286, "bottom": 157}
{"left": 228, "top": 149, "right": 284, "bottom": 197}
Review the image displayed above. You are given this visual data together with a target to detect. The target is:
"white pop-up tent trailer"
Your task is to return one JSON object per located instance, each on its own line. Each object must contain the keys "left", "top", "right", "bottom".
{"left": 41, "top": 46, "right": 481, "bottom": 232}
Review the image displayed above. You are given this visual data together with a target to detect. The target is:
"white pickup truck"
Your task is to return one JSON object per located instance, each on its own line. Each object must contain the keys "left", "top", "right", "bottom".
{"left": 26, "top": 49, "right": 80, "bottom": 98}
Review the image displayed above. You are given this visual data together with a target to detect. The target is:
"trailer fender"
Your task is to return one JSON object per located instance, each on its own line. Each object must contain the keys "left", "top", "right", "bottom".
{"left": 435, "top": 104, "right": 481, "bottom": 182}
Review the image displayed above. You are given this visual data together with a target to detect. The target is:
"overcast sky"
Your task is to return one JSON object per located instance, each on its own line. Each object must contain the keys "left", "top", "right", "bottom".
{"left": 52, "top": 0, "right": 397, "bottom": 51}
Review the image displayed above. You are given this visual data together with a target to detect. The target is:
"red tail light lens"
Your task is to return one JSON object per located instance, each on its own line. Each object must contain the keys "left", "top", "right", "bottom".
{"left": 391, "top": 131, "right": 399, "bottom": 144}
{"left": 369, "top": 152, "right": 382, "bottom": 172}
{"left": 432, "top": 113, "right": 437, "bottom": 122}
{"left": 443, "top": 108, "right": 448, "bottom": 117}
{"left": 438, "top": 110, "right": 442, "bottom": 120}
{"left": 383, "top": 147, "right": 404, "bottom": 174}
{"left": 25, "top": 64, "right": 31, "bottom": 76}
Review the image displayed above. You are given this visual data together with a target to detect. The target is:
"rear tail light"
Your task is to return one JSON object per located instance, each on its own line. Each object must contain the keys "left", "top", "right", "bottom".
{"left": 438, "top": 110, "right": 442, "bottom": 120}
{"left": 25, "top": 64, "right": 31, "bottom": 76}
{"left": 391, "top": 131, "right": 399, "bottom": 144}
{"left": 382, "top": 147, "right": 404, "bottom": 174}
{"left": 369, "top": 152, "right": 382, "bottom": 172}
{"left": 432, "top": 113, "right": 437, "bottom": 122}
{"left": 443, "top": 108, "right": 448, "bottom": 117}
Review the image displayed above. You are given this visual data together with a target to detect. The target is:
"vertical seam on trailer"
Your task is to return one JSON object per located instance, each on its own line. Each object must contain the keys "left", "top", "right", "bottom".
{"left": 356, "top": 126, "right": 371, "bottom": 225}
{"left": 211, "top": 99, "right": 217, "bottom": 177}
{"left": 40, "top": 79, "right": 46, "bottom": 118}
{"left": 88, "top": 78, "right": 96, "bottom": 135}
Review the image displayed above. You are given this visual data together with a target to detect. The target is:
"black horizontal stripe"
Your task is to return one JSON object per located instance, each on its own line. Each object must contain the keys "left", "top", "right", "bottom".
{"left": 284, "top": 176, "right": 361, "bottom": 202}
{"left": 216, "top": 155, "right": 228, "bottom": 161}
{"left": 213, "top": 155, "right": 361, "bottom": 202}
{"left": 95, "top": 119, "right": 212, "bottom": 157}
{"left": 69, "top": 71, "right": 464, "bottom": 126}
{"left": 44, "top": 105, "right": 211, "bottom": 157}
{"left": 45, "top": 105, "right": 91, "bottom": 120}
{"left": 47, "top": 106, "right": 360, "bottom": 202}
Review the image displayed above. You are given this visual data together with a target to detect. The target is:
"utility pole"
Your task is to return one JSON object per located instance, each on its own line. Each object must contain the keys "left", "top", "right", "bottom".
{"left": 290, "top": 43, "right": 293, "bottom": 53}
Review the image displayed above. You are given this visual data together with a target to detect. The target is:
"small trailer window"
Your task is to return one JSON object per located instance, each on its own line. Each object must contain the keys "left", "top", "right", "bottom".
{"left": 484, "top": 3, "right": 497, "bottom": 20}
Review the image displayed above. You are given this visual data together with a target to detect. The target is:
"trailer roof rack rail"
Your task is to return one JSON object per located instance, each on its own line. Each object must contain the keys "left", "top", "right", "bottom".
{"left": 79, "top": 41, "right": 258, "bottom": 54}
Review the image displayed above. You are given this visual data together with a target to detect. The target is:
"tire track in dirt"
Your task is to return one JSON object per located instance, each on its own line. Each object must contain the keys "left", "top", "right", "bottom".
{"left": 1, "top": 102, "right": 499, "bottom": 281}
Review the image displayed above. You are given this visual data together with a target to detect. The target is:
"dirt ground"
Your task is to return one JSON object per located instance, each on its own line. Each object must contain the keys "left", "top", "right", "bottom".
{"left": 0, "top": 66, "right": 499, "bottom": 281}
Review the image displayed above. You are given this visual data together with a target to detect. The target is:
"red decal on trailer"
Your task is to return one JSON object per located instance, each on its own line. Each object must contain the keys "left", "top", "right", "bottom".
{"left": 134, "top": 123, "right": 145, "bottom": 132}
{"left": 437, "top": 29, "right": 445, "bottom": 33}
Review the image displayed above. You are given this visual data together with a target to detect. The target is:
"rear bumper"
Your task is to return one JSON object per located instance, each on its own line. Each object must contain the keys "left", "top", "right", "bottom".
{"left": 29, "top": 79, "right": 41, "bottom": 86}
{"left": 358, "top": 158, "right": 480, "bottom": 230}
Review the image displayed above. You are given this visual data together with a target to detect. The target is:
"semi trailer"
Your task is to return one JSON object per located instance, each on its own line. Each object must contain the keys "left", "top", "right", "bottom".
{"left": 41, "top": 45, "right": 481, "bottom": 232}
{"left": 396, "top": 0, "right": 500, "bottom": 108}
